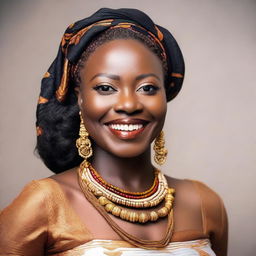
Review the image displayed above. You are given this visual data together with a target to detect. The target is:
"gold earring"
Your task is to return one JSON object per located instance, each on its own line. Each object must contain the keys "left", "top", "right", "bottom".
{"left": 153, "top": 131, "right": 168, "bottom": 165}
{"left": 76, "top": 111, "right": 93, "bottom": 165}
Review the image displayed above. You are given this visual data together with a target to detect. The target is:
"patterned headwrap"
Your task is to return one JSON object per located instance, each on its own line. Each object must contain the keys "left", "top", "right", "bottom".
{"left": 37, "top": 8, "right": 184, "bottom": 106}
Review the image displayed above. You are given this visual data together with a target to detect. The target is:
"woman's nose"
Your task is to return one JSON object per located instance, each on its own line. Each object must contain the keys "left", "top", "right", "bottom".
{"left": 114, "top": 91, "right": 143, "bottom": 115}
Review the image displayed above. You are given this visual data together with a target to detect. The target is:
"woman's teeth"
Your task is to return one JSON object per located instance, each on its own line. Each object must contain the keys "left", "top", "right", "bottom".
{"left": 109, "top": 124, "right": 143, "bottom": 131}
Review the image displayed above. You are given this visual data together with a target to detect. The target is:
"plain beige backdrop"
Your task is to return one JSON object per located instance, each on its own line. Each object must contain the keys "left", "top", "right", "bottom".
{"left": 0, "top": 0, "right": 255, "bottom": 255}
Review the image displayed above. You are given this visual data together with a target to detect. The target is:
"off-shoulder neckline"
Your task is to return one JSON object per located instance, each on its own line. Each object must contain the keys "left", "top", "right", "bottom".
{"left": 39, "top": 177, "right": 208, "bottom": 243}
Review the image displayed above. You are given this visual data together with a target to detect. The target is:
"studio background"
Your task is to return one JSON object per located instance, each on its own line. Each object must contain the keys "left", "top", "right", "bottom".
{"left": 0, "top": 1, "right": 255, "bottom": 255}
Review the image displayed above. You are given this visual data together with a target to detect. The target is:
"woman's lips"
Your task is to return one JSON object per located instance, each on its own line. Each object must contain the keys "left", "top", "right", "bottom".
{"left": 105, "top": 119, "right": 148, "bottom": 140}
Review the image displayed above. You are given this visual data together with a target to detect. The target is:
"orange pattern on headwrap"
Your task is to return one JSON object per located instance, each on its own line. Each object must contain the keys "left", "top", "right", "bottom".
{"left": 56, "top": 58, "right": 70, "bottom": 102}
{"left": 114, "top": 22, "right": 133, "bottom": 28}
{"left": 57, "top": 19, "right": 115, "bottom": 102}
{"left": 155, "top": 25, "right": 164, "bottom": 41}
{"left": 68, "top": 23, "right": 75, "bottom": 29}
{"left": 43, "top": 71, "right": 51, "bottom": 78}
{"left": 171, "top": 72, "right": 183, "bottom": 78}
{"left": 36, "top": 126, "right": 43, "bottom": 136}
{"left": 61, "top": 19, "right": 114, "bottom": 50}
{"left": 114, "top": 22, "right": 167, "bottom": 60}
{"left": 38, "top": 96, "right": 49, "bottom": 104}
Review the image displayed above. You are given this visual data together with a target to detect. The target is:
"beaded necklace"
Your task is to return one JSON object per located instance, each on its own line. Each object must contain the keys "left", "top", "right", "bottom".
{"left": 89, "top": 164, "right": 159, "bottom": 198}
{"left": 78, "top": 161, "right": 175, "bottom": 222}
{"left": 77, "top": 161, "right": 175, "bottom": 249}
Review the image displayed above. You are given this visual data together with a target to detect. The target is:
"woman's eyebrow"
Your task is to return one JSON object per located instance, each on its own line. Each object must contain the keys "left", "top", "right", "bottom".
{"left": 90, "top": 73, "right": 120, "bottom": 81}
{"left": 90, "top": 73, "right": 160, "bottom": 82}
{"left": 135, "top": 73, "right": 160, "bottom": 81}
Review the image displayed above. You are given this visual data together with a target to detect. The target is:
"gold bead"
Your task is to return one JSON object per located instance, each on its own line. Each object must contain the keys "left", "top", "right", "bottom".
{"left": 105, "top": 203, "right": 115, "bottom": 212}
{"left": 165, "top": 202, "right": 172, "bottom": 210}
{"left": 88, "top": 184, "right": 94, "bottom": 191}
{"left": 98, "top": 196, "right": 108, "bottom": 206}
{"left": 165, "top": 200, "right": 173, "bottom": 205}
{"left": 157, "top": 207, "right": 169, "bottom": 217}
{"left": 152, "top": 200, "right": 159, "bottom": 206}
{"left": 165, "top": 194, "right": 174, "bottom": 200}
{"left": 165, "top": 197, "right": 174, "bottom": 203}
{"left": 143, "top": 201, "right": 150, "bottom": 208}
{"left": 168, "top": 188, "right": 175, "bottom": 194}
{"left": 150, "top": 211, "right": 159, "bottom": 221}
{"left": 125, "top": 212, "right": 131, "bottom": 221}
{"left": 94, "top": 190, "right": 103, "bottom": 197}
{"left": 139, "top": 212, "right": 149, "bottom": 223}
{"left": 129, "top": 212, "right": 139, "bottom": 222}
{"left": 120, "top": 209, "right": 128, "bottom": 220}
{"left": 112, "top": 206, "right": 121, "bottom": 217}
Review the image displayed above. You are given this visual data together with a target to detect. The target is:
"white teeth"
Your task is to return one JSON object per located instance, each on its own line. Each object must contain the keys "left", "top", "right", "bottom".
{"left": 109, "top": 124, "right": 143, "bottom": 131}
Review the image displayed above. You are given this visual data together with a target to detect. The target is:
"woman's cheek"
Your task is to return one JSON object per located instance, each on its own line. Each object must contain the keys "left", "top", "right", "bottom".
{"left": 82, "top": 92, "right": 109, "bottom": 118}
{"left": 144, "top": 95, "right": 167, "bottom": 120}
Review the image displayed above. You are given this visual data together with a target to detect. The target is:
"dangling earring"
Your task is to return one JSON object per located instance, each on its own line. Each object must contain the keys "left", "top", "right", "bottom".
{"left": 153, "top": 131, "right": 168, "bottom": 165}
{"left": 76, "top": 111, "right": 93, "bottom": 165}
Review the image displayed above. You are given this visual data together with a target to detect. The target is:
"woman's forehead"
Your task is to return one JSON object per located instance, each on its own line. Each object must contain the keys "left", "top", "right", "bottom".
{"left": 82, "top": 39, "right": 164, "bottom": 78}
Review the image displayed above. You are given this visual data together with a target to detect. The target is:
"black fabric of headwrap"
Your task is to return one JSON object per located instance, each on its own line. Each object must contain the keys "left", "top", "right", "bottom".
{"left": 37, "top": 8, "right": 185, "bottom": 107}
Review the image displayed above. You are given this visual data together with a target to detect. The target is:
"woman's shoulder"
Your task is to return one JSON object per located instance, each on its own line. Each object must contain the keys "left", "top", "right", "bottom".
{"left": 0, "top": 169, "right": 78, "bottom": 217}
{"left": 0, "top": 178, "right": 59, "bottom": 220}
{"left": 182, "top": 179, "right": 226, "bottom": 224}
{"left": 165, "top": 175, "right": 227, "bottom": 237}
{"left": 165, "top": 175, "right": 224, "bottom": 207}
{"left": 0, "top": 179, "right": 54, "bottom": 253}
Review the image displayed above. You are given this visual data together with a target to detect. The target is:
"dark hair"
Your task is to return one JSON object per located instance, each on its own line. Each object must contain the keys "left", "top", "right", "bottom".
{"left": 36, "top": 27, "right": 168, "bottom": 173}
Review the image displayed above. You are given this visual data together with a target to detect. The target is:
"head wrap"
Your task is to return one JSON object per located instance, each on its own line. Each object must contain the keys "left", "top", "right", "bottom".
{"left": 37, "top": 8, "right": 185, "bottom": 106}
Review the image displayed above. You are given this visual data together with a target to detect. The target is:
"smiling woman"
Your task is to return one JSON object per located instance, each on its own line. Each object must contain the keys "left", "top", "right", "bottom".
{"left": 76, "top": 38, "right": 167, "bottom": 158}
{"left": 0, "top": 8, "right": 228, "bottom": 256}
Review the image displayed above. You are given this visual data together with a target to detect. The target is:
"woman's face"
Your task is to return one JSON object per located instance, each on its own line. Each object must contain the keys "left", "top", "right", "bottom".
{"left": 77, "top": 39, "right": 167, "bottom": 158}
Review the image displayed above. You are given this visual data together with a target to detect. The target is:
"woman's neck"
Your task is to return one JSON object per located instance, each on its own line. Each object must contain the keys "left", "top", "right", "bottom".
{"left": 90, "top": 146, "right": 155, "bottom": 192}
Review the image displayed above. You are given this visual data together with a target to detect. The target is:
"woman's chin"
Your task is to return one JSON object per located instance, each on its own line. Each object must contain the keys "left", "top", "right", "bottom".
{"left": 104, "top": 143, "right": 151, "bottom": 159}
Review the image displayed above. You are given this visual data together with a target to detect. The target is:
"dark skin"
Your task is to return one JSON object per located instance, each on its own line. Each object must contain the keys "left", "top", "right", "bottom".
{"left": 51, "top": 39, "right": 227, "bottom": 254}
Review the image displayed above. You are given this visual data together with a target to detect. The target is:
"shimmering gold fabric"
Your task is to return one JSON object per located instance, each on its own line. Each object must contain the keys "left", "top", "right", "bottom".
{"left": 0, "top": 179, "right": 227, "bottom": 255}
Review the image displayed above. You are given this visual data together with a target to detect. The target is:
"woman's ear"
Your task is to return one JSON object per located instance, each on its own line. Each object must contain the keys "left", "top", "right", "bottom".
{"left": 74, "top": 87, "right": 82, "bottom": 109}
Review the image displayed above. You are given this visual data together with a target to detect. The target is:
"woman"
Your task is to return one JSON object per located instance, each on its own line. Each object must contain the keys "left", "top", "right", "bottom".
{"left": 0, "top": 8, "right": 228, "bottom": 255}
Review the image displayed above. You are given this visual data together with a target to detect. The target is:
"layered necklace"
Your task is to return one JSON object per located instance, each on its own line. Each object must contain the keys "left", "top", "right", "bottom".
{"left": 78, "top": 161, "right": 175, "bottom": 225}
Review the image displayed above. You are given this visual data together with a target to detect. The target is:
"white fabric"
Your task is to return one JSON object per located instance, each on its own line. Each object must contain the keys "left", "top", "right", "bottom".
{"left": 59, "top": 239, "right": 216, "bottom": 256}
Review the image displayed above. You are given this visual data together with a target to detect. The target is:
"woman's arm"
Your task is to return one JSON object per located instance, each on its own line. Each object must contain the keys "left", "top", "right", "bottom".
{"left": 211, "top": 198, "right": 228, "bottom": 256}
{"left": 193, "top": 180, "right": 228, "bottom": 256}
{"left": 0, "top": 181, "right": 48, "bottom": 256}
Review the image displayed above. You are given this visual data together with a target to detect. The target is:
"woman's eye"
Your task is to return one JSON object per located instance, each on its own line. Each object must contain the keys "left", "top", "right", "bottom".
{"left": 93, "top": 85, "right": 117, "bottom": 95}
{"left": 137, "top": 84, "right": 159, "bottom": 95}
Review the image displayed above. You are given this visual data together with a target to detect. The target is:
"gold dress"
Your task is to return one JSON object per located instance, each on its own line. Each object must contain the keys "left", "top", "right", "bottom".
{"left": 0, "top": 178, "right": 227, "bottom": 255}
